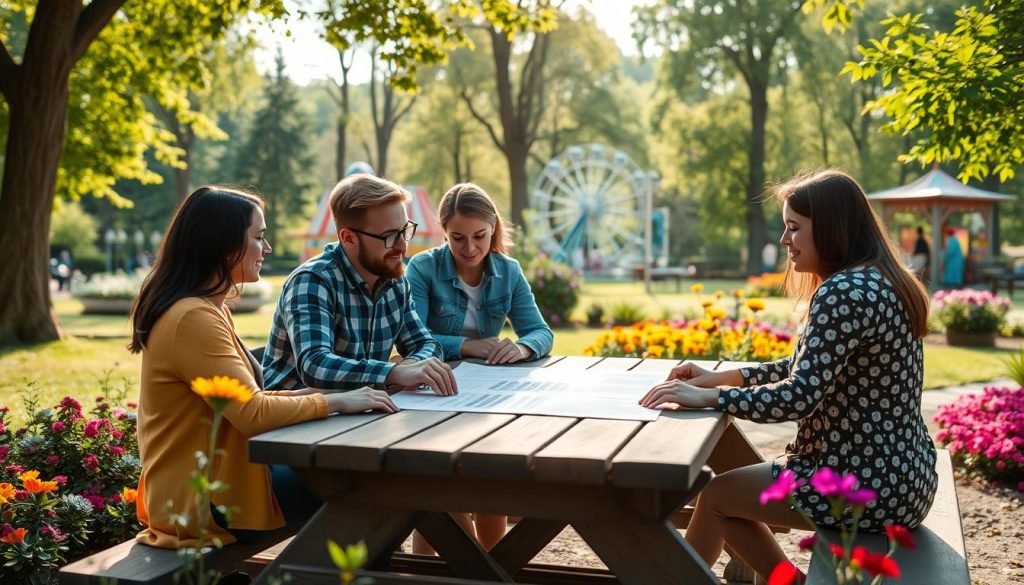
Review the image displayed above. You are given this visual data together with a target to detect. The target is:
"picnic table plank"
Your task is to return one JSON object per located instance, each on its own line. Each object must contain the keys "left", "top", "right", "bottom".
{"left": 533, "top": 419, "right": 642, "bottom": 485}
{"left": 588, "top": 357, "right": 642, "bottom": 370}
{"left": 315, "top": 410, "right": 455, "bottom": 471}
{"left": 611, "top": 410, "right": 728, "bottom": 490}
{"left": 459, "top": 415, "right": 578, "bottom": 478}
{"left": 249, "top": 413, "right": 385, "bottom": 467}
{"left": 543, "top": 355, "right": 603, "bottom": 370}
{"left": 630, "top": 358, "right": 681, "bottom": 373}
{"left": 386, "top": 413, "right": 516, "bottom": 476}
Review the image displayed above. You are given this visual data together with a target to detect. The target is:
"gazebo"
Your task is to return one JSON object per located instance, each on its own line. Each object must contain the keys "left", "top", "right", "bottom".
{"left": 867, "top": 168, "right": 1014, "bottom": 287}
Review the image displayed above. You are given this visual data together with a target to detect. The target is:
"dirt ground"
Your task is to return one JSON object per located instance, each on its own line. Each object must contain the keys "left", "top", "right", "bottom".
{"left": 526, "top": 438, "right": 1024, "bottom": 584}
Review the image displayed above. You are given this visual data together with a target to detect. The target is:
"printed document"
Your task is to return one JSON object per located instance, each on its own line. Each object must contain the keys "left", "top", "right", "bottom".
{"left": 391, "top": 362, "right": 668, "bottom": 421}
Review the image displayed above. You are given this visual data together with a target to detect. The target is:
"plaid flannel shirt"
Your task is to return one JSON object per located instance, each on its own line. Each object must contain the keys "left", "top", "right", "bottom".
{"left": 262, "top": 243, "right": 442, "bottom": 390}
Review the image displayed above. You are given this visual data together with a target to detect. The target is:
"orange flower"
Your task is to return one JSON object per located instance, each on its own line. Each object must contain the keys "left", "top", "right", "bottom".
{"left": 122, "top": 487, "right": 138, "bottom": 504}
{"left": 0, "top": 527, "right": 27, "bottom": 545}
{"left": 23, "top": 476, "right": 59, "bottom": 494}
{"left": 191, "top": 376, "right": 253, "bottom": 407}
{"left": 0, "top": 483, "right": 15, "bottom": 504}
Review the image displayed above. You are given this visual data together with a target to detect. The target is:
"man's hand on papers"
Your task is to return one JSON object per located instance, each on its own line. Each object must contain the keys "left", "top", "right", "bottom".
{"left": 386, "top": 357, "right": 457, "bottom": 396}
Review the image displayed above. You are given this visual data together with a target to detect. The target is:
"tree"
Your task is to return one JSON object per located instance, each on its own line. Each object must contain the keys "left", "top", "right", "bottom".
{"left": 842, "top": 0, "right": 1024, "bottom": 182}
{"left": 363, "top": 45, "right": 418, "bottom": 178}
{"left": 636, "top": 0, "right": 806, "bottom": 275}
{"left": 0, "top": 0, "right": 542, "bottom": 346}
{"left": 236, "top": 50, "right": 315, "bottom": 251}
{"left": 457, "top": 0, "right": 559, "bottom": 227}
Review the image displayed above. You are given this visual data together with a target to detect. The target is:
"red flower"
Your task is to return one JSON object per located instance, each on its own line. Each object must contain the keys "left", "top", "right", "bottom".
{"left": 83, "top": 454, "right": 100, "bottom": 471}
{"left": 884, "top": 525, "right": 916, "bottom": 550}
{"left": 0, "top": 526, "right": 26, "bottom": 544}
{"left": 829, "top": 543, "right": 846, "bottom": 558}
{"left": 851, "top": 546, "right": 900, "bottom": 578}
{"left": 767, "top": 561, "right": 801, "bottom": 585}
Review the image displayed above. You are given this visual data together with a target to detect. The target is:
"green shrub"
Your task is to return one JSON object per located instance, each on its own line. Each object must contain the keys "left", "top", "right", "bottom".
{"left": 1005, "top": 347, "right": 1024, "bottom": 387}
{"left": 609, "top": 301, "right": 646, "bottom": 326}
{"left": 524, "top": 255, "right": 580, "bottom": 328}
{"left": 585, "top": 303, "right": 605, "bottom": 327}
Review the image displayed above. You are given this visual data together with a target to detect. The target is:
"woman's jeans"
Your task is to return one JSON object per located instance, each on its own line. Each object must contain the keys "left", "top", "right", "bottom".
{"left": 211, "top": 465, "right": 322, "bottom": 542}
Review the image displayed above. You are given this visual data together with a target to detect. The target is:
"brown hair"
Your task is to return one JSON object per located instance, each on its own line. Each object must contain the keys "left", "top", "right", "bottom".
{"left": 330, "top": 174, "right": 409, "bottom": 230}
{"left": 130, "top": 186, "right": 263, "bottom": 353}
{"left": 774, "top": 169, "right": 930, "bottom": 338}
{"left": 438, "top": 183, "right": 512, "bottom": 254}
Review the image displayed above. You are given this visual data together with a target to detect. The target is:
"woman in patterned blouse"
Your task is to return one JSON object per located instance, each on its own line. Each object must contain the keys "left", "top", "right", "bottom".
{"left": 640, "top": 169, "right": 937, "bottom": 579}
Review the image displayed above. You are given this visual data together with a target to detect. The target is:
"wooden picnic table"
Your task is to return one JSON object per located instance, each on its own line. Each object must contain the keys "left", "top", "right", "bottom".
{"left": 247, "top": 356, "right": 763, "bottom": 585}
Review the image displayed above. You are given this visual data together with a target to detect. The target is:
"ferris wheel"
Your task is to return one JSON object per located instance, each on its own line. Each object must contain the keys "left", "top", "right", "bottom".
{"left": 530, "top": 143, "right": 654, "bottom": 271}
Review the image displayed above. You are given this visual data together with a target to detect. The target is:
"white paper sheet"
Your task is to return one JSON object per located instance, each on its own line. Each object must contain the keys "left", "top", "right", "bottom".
{"left": 390, "top": 362, "right": 669, "bottom": 421}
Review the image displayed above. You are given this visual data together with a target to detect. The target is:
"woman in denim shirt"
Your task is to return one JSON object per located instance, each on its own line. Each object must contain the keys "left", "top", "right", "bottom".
{"left": 407, "top": 183, "right": 553, "bottom": 552}
{"left": 407, "top": 183, "right": 553, "bottom": 365}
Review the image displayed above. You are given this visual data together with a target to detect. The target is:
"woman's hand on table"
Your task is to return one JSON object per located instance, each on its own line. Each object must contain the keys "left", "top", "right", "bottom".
{"left": 667, "top": 361, "right": 743, "bottom": 388}
{"left": 640, "top": 380, "right": 719, "bottom": 410}
{"left": 462, "top": 337, "right": 532, "bottom": 364}
{"left": 325, "top": 386, "right": 398, "bottom": 414}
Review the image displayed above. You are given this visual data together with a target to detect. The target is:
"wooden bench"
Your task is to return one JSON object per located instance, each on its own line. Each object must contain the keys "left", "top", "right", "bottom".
{"left": 973, "top": 259, "right": 1024, "bottom": 296}
{"left": 58, "top": 528, "right": 293, "bottom": 585}
{"left": 807, "top": 449, "right": 969, "bottom": 584}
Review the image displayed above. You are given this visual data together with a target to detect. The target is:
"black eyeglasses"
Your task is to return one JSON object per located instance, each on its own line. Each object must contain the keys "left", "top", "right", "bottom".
{"left": 345, "top": 221, "right": 418, "bottom": 248}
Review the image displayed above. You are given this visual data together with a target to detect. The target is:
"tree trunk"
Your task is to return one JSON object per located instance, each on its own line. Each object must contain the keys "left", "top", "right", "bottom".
{"left": 0, "top": 72, "right": 72, "bottom": 347}
{"left": 507, "top": 146, "right": 529, "bottom": 229}
{"left": 745, "top": 80, "right": 768, "bottom": 276}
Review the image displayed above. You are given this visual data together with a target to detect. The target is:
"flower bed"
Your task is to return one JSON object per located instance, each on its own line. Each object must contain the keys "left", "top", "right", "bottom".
{"left": 0, "top": 387, "right": 141, "bottom": 582}
{"left": 584, "top": 285, "right": 795, "bottom": 361}
{"left": 73, "top": 271, "right": 272, "bottom": 314}
{"left": 933, "top": 386, "right": 1024, "bottom": 490}
{"left": 524, "top": 255, "right": 580, "bottom": 328}
{"left": 931, "top": 289, "right": 1010, "bottom": 347}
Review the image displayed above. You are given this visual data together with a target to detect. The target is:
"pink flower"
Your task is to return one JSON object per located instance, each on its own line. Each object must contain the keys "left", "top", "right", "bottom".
{"left": 112, "top": 430, "right": 124, "bottom": 440}
{"left": 0, "top": 446, "right": 8, "bottom": 462}
{"left": 51, "top": 421, "right": 66, "bottom": 432}
{"left": 760, "top": 469, "right": 806, "bottom": 504}
{"left": 46, "top": 455, "right": 60, "bottom": 466}
{"left": 83, "top": 494, "right": 105, "bottom": 510}
{"left": 83, "top": 454, "right": 100, "bottom": 471}
{"left": 846, "top": 488, "right": 877, "bottom": 506}
{"left": 126, "top": 402, "right": 138, "bottom": 409}
{"left": 797, "top": 534, "right": 818, "bottom": 552}
{"left": 53, "top": 475, "right": 67, "bottom": 485}
{"left": 108, "top": 446, "right": 126, "bottom": 456}
{"left": 810, "top": 467, "right": 858, "bottom": 498}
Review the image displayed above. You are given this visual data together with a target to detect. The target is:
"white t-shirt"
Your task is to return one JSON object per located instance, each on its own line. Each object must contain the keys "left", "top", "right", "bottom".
{"left": 456, "top": 277, "right": 483, "bottom": 338}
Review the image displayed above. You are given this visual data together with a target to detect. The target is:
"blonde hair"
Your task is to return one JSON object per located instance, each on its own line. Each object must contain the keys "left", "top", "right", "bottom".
{"left": 438, "top": 183, "right": 512, "bottom": 254}
{"left": 330, "top": 174, "right": 409, "bottom": 230}
{"left": 774, "top": 169, "right": 930, "bottom": 338}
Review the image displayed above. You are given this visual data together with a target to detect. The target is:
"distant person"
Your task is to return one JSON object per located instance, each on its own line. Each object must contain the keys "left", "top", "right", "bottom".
{"left": 941, "top": 227, "right": 965, "bottom": 287}
{"left": 911, "top": 226, "right": 930, "bottom": 281}
{"left": 640, "top": 169, "right": 937, "bottom": 581}
{"left": 761, "top": 240, "right": 778, "bottom": 274}
{"left": 406, "top": 183, "right": 554, "bottom": 553}
{"left": 130, "top": 186, "right": 396, "bottom": 549}
{"left": 262, "top": 174, "right": 455, "bottom": 395}
{"left": 54, "top": 250, "right": 73, "bottom": 291}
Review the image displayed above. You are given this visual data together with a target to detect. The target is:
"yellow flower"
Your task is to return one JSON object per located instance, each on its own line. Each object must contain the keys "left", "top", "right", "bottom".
{"left": 0, "top": 482, "right": 15, "bottom": 504}
{"left": 745, "top": 298, "right": 767, "bottom": 313}
{"left": 708, "top": 307, "right": 728, "bottom": 320}
{"left": 732, "top": 289, "right": 745, "bottom": 298}
{"left": 715, "top": 291, "right": 724, "bottom": 299}
{"left": 122, "top": 487, "right": 138, "bottom": 504}
{"left": 191, "top": 376, "right": 254, "bottom": 407}
{"left": 623, "top": 343, "right": 636, "bottom": 354}
{"left": 691, "top": 283, "right": 704, "bottom": 293}
{"left": 18, "top": 470, "right": 40, "bottom": 483}
{"left": 701, "top": 300, "right": 714, "bottom": 308}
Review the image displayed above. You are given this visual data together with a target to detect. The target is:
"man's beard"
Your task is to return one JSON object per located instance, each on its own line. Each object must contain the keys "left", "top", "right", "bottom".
{"left": 358, "top": 245, "right": 405, "bottom": 280}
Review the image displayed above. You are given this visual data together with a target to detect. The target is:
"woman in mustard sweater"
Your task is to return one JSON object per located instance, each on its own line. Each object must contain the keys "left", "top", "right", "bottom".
{"left": 129, "top": 186, "right": 397, "bottom": 549}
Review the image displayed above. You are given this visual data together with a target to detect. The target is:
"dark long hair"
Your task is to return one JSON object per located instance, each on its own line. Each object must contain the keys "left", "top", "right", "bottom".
{"left": 775, "top": 169, "right": 930, "bottom": 338}
{"left": 129, "top": 186, "right": 264, "bottom": 353}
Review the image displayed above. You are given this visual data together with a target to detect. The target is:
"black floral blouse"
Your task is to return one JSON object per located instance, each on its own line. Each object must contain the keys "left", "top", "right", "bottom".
{"left": 718, "top": 267, "right": 938, "bottom": 531}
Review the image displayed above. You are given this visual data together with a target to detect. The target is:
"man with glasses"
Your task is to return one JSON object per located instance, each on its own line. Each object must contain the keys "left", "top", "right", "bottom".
{"left": 262, "top": 174, "right": 456, "bottom": 396}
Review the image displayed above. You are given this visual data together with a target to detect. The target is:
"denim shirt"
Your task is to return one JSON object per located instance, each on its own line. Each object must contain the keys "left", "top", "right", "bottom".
{"left": 406, "top": 244, "right": 554, "bottom": 360}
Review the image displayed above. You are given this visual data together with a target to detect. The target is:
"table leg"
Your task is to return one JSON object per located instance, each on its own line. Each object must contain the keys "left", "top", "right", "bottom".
{"left": 253, "top": 502, "right": 417, "bottom": 585}
{"left": 415, "top": 511, "right": 513, "bottom": 582}
{"left": 573, "top": 517, "right": 719, "bottom": 585}
{"left": 490, "top": 518, "right": 569, "bottom": 575}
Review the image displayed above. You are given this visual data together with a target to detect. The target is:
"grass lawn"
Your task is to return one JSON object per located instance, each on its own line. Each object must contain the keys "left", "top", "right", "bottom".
{"left": 3, "top": 279, "right": 1020, "bottom": 423}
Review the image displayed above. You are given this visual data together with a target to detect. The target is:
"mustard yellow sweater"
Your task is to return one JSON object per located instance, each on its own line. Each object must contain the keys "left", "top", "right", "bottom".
{"left": 136, "top": 297, "right": 328, "bottom": 549}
